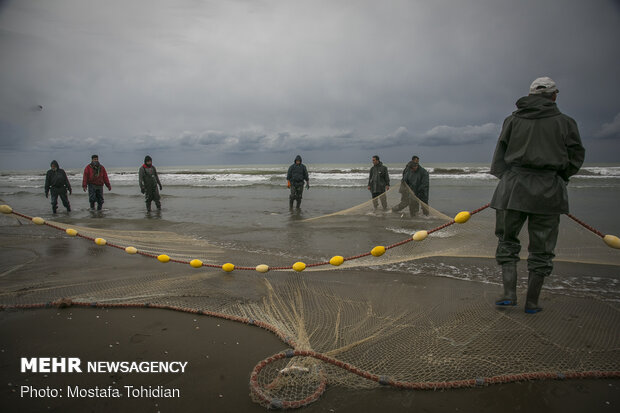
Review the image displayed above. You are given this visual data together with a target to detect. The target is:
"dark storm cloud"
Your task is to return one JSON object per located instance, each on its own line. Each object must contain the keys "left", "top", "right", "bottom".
{"left": 594, "top": 113, "right": 620, "bottom": 140}
{"left": 1, "top": 0, "right": 619, "bottom": 168}
{"left": 417, "top": 124, "right": 501, "bottom": 147}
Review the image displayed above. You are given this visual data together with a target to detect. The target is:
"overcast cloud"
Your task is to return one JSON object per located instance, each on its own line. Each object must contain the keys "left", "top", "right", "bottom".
{"left": 1, "top": 0, "right": 619, "bottom": 169}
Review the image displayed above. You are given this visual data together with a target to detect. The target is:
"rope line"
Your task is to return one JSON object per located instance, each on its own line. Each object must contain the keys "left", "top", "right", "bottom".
{"left": 4, "top": 206, "right": 489, "bottom": 271}
{"left": 4, "top": 203, "right": 616, "bottom": 272}
{"left": 566, "top": 213, "right": 605, "bottom": 238}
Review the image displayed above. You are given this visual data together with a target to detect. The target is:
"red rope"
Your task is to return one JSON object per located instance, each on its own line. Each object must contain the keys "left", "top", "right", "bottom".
{"left": 566, "top": 213, "right": 605, "bottom": 238}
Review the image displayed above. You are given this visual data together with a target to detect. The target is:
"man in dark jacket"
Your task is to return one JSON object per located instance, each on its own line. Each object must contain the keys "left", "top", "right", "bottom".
{"left": 367, "top": 155, "right": 390, "bottom": 210}
{"left": 490, "top": 77, "right": 585, "bottom": 314}
{"left": 392, "top": 156, "right": 429, "bottom": 216}
{"left": 139, "top": 155, "right": 163, "bottom": 212}
{"left": 44, "top": 160, "right": 72, "bottom": 213}
{"left": 82, "top": 154, "right": 112, "bottom": 210}
{"left": 286, "top": 155, "right": 309, "bottom": 209}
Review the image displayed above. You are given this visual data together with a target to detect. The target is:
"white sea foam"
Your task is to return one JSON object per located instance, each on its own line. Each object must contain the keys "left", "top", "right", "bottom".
{"left": 3, "top": 164, "right": 618, "bottom": 189}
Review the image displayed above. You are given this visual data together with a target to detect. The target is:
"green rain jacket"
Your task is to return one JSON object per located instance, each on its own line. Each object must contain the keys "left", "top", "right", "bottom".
{"left": 368, "top": 161, "right": 390, "bottom": 193}
{"left": 490, "top": 95, "right": 585, "bottom": 214}
{"left": 139, "top": 165, "right": 162, "bottom": 194}
{"left": 403, "top": 162, "right": 429, "bottom": 203}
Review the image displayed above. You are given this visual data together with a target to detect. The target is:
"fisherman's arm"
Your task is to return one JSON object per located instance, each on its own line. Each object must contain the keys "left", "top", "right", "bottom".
{"left": 490, "top": 117, "right": 512, "bottom": 179}
{"left": 102, "top": 167, "right": 112, "bottom": 190}
{"left": 64, "top": 171, "right": 72, "bottom": 194}
{"left": 562, "top": 118, "right": 586, "bottom": 181}
{"left": 44, "top": 171, "right": 50, "bottom": 197}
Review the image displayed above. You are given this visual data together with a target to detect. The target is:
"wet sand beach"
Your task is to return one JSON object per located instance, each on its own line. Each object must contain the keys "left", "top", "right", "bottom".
{"left": 2, "top": 307, "right": 619, "bottom": 413}
{"left": 1, "top": 213, "right": 619, "bottom": 412}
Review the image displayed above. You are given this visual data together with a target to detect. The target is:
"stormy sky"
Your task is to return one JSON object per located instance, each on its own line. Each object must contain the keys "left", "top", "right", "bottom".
{"left": 0, "top": 0, "right": 619, "bottom": 169}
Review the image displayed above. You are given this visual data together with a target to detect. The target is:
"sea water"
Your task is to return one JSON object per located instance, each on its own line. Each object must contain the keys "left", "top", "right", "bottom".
{"left": 1, "top": 163, "right": 619, "bottom": 298}
{"left": 2, "top": 163, "right": 618, "bottom": 230}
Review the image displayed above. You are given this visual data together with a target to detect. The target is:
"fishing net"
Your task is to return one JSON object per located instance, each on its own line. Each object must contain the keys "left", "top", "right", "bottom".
{"left": 0, "top": 185, "right": 619, "bottom": 409}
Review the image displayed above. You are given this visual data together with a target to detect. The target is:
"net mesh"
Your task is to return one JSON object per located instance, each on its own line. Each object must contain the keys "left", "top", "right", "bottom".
{"left": 1, "top": 186, "right": 619, "bottom": 409}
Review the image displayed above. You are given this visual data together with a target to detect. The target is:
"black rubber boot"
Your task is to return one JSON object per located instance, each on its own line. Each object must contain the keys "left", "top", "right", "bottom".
{"left": 495, "top": 263, "right": 518, "bottom": 306}
{"left": 296, "top": 200, "right": 301, "bottom": 209}
{"left": 289, "top": 198, "right": 294, "bottom": 210}
{"left": 90, "top": 202, "right": 95, "bottom": 210}
{"left": 524, "top": 273, "right": 545, "bottom": 314}
{"left": 146, "top": 201, "right": 151, "bottom": 212}
{"left": 52, "top": 206, "right": 58, "bottom": 214}
{"left": 155, "top": 201, "right": 161, "bottom": 210}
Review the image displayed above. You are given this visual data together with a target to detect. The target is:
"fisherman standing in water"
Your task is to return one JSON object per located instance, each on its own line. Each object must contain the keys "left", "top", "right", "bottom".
{"left": 139, "top": 155, "right": 163, "bottom": 212}
{"left": 367, "top": 155, "right": 390, "bottom": 211}
{"left": 392, "top": 155, "right": 429, "bottom": 216}
{"left": 44, "top": 160, "right": 72, "bottom": 213}
{"left": 491, "top": 77, "right": 584, "bottom": 314}
{"left": 286, "top": 155, "right": 310, "bottom": 210}
{"left": 82, "top": 154, "right": 111, "bottom": 211}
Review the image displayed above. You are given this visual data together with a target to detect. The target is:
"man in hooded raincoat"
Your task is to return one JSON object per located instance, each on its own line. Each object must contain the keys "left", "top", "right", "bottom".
{"left": 82, "top": 154, "right": 111, "bottom": 210}
{"left": 44, "top": 160, "right": 72, "bottom": 213}
{"left": 286, "top": 155, "right": 309, "bottom": 209}
{"left": 490, "top": 77, "right": 585, "bottom": 314}
{"left": 139, "top": 155, "right": 163, "bottom": 211}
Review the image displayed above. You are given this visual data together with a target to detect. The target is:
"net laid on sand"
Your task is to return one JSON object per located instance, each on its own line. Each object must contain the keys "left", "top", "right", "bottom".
{"left": 0, "top": 188, "right": 619, "bottom": 409}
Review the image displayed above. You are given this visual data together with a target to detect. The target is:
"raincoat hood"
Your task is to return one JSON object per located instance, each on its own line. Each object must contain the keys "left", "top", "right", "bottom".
{"left": 50, "top": 160, "right": 59, "bottom": 168}
{"left": 513, "top": 95, "right": 560, "bottom": 119}
{"left": 294, "top": 155, "right": 302, "bottom": 163}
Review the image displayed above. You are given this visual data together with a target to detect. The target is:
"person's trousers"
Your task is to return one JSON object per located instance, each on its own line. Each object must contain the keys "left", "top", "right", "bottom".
{"left": 495, "top": 209, "right": 560, "bottom": 277}
{"left": 144, "top": 186, "right": 161, "bottom": 209}
{"left": 88, "top": 184, "right": 104, "bottom": 208}
{"left": 392, "top": 193, "right": 419, "bottom": 216}
{"left": 289, "top": 184, "right": 304, "bottom": 201}
{"left": 371, "top": 191, "right": 387, "bottom": 209}
{"left": 50, "top": 188, "right": 70, "bottom": 210}
{"left": 392, "top": 189, "right": 410, "bottom": 212}
{"left": 393, "top": 186, "right": 429, "bottom": 216}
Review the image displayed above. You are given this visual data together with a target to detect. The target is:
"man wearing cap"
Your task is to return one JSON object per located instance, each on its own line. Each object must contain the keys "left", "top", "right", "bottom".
{"left": 490, "top": 77, "right": 585, "bottom": 314}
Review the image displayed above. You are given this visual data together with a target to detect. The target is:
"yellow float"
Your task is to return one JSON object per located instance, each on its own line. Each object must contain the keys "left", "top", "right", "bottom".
{"left": 125, "top": 246, "right": 138, "bottom": 254}
{"left": 190, "top": 259, "right": 203, "bottom": 268}
{"left": 32, "top": 217, "right": 45, "bottom": 225}
{"left": 412, "top": 230, "right": 428, "bottom": 241}
{"left": 222, "top": 263, "right": 235, "bottom": 272}
{"left": 256, "top": 264, "right": 269, "bottom": 273}
{"left": 371, "top": 246, "right": 386, "bottom": 257}
{"left": 95, "top": 237, "right": 106, "bottom": 246}
{"left": 66, "top": 228, "right": 78, "bottom": 237}
{"left": 292, "top": 262, "right": 306, "bottom": 272}
{"left": 0, "top": 205, "right": 13, "bottom": 214}
{"left": 329, "top": 256, "right": 344, "bottom": 266}
{"left": 454, "top": 211, "right": 471, "bottom": 224}
{"left": 604, "top": 234, "right": 620, "bottom": 249}
{"left": 157, "top": 254, "right": 170, "bottom": 263}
